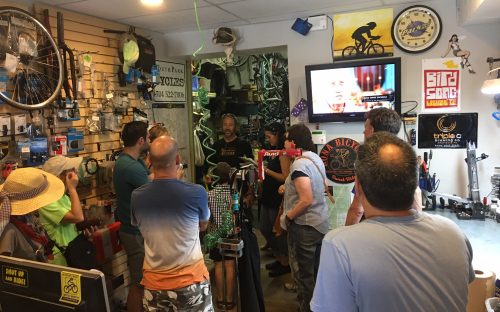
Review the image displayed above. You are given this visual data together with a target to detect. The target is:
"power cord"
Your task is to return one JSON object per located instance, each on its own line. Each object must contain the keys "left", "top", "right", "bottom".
{"left": 327, "top": 15, "right": 334, "bottom": 63}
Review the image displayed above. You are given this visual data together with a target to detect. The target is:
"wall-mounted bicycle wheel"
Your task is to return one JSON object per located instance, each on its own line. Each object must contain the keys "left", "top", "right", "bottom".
{"left": 0, "top": 6, "right": 63, "bottom": 110}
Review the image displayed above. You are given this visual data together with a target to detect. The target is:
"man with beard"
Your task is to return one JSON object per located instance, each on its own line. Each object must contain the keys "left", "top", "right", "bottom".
{"left": 212, "top": 113, "right": 253, "bottom": 168}
{"left": 212, "top": 114, "right": 254, "bottom": 206}
{"left": 113, "top": 121, "right": 151, "bottom": 312}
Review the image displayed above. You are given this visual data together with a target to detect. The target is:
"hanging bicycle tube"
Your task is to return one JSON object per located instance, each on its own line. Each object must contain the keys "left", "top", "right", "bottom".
{"left": 0, "top": 7, "right": 63, "bottom": 110}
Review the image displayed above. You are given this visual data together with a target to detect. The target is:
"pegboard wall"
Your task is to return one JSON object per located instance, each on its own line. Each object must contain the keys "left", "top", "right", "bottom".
{"left": 0, "top": 1, "right": 167, "bottom": 205}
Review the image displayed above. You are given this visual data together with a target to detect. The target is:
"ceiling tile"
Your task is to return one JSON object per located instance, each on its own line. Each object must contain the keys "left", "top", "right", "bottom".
{"left": 54, "top": 0, "right": 209, "bottom": 20}
{"left": 205, "top": 0, "right": 246, "bottom": 4}
{"left": 220, "top": 0, "right": 375, "bottom": 19}
{"left": 121, "top": 5, "right": 239, "bottom": 33}
{"left": 39, "top": 0, "right": 85, "bottom": 5}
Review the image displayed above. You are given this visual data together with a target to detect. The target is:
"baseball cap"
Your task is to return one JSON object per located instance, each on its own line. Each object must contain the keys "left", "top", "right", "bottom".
{"left": 42, "top": 156, "right": 83, "bottom": 177}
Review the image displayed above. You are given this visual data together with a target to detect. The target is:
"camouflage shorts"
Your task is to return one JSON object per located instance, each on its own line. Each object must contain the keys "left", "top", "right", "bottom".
{"left": 143, "top": 281, "right": 214, "bottom": 312}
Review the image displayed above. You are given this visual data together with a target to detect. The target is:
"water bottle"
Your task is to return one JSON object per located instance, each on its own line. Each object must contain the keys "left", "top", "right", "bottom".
{"left": 232, "top": 193, "right": 241, "bottom": 233}
{"left": 151, "top": 65, "right": 158, "bottom": 83}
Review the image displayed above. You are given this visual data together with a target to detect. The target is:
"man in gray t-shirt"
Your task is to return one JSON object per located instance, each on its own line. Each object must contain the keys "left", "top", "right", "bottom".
{"left": 311, "top": 132, "right": 474, "bottom": 312}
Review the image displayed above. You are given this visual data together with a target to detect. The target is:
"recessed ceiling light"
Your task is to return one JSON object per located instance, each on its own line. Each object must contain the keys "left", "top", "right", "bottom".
{"left": 141, "top": 0, "right": 163, "bottom": 6}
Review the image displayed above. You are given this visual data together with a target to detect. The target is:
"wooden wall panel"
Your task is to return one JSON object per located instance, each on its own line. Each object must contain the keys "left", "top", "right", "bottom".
{"left": 0, "top": 1, "right": 161, "bottom": 204}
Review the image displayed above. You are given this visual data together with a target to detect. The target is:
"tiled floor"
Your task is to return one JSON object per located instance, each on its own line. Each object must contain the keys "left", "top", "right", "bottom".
{"left": 206, "top": 204, "right": 500, "bottom": 312}
{"left": 428, "top": 209, "right": 500, "bottom": 276}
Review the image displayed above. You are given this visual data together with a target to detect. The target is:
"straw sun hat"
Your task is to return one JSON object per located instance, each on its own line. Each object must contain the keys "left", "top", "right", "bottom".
{"left": 0, "top": 167, "right": 64, "bottom": 216}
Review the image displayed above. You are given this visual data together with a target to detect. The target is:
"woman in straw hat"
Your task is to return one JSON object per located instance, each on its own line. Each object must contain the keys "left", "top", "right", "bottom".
{"left": 0, "top": 168, "right": 65, "bottom": 262}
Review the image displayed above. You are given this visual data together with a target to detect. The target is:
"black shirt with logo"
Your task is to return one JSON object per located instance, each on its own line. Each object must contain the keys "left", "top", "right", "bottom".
{"left": 213, "top": 138, "right": 253, "bottom": 168}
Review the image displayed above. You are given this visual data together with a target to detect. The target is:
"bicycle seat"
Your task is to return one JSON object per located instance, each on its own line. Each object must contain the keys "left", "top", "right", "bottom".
{"left": 372, "top": 35, "right": 381, "bottom": 40}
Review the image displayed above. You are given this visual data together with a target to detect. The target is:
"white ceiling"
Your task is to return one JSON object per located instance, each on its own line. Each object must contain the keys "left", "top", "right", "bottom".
{"left": 37, "top": 0, "right": 500, "bottom": 34}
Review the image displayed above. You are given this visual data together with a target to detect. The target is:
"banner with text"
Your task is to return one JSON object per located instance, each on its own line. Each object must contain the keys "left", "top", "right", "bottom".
{"left": 418, "top": 113, "right": 477, "bottom": 148}
{"left": 154, "top": 60, "right": 186, "bottom": 103}
{"left": 422, "top": 57, "right": 461, "bottom": 112}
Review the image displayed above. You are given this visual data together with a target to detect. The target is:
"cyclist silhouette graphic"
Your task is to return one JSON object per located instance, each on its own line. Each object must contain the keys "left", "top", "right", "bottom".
{"left": 343, "top": 22, "right": 384, "bottom": 57}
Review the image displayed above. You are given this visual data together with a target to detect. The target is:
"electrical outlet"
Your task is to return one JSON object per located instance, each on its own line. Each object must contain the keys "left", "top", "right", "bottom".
{"left": 308, "top": 15, "right": 327, "bottom": 32}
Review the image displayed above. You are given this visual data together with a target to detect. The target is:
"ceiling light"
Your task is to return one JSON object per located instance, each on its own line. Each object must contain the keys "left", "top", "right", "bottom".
{"left": 481, "top": 69, "right": 500, "bottom": 94}
{"left": 481, "top": 56, "right": 500, "bottom": 95}
{"left": 141, "top": 0, "right": 163, "bottom": 6}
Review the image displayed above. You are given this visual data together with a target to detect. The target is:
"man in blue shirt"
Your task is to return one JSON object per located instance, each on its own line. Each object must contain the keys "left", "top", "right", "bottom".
{"left": 113, "top": 121, "right": 150, "bottom": 312}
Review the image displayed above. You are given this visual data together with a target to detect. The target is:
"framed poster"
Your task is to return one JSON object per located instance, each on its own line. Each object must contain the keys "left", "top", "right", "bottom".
{"left": 422, "top": 58, "right": 461, "bottom": 111}
{"left": 154, "top": 60, "right": 186, "bottom": 103}
{"left": 418, "top": 113, "right": 477, "bottom": 148}
{"left": 333, "top": 8, "right": 393, "bottom": 60}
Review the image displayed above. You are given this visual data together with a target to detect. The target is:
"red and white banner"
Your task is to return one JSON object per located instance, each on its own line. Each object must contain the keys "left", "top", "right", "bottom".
{"left": 422, "top": 58, "right": 461, "bottom": 112}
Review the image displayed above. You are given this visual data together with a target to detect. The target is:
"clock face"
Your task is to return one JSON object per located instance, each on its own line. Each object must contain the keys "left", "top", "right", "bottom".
{"left": 391, "top": 5, "right": 442, "bottom": 54}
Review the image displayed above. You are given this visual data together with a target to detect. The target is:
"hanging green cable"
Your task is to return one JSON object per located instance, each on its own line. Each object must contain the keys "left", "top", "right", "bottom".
{"left": 196, "top": 86, "right": 218, "bottom": 184}
{"left": 192, "top": 0, "right": 205, "bottom": 58}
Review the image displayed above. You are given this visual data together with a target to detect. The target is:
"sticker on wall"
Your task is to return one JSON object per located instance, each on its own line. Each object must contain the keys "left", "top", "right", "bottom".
{"left": 333, "top": 8, "right": 393, "bottom": 60}
{"left": 320, "top": 137, "right": 359, "bottom": 184}
{"left": 442, "top": 34, "right": 475, "bottom": 74}
{"left": 59, "top": 271, "right": 82, "bottom": 305}
{"left": 422, "top": 58, "right": 462, "bottom": 112}
{"left": 418, "top": 113, "right": 478, "bottom": 149}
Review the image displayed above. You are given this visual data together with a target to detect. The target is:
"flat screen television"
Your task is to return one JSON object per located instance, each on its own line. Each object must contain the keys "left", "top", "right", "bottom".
{"left": 0, "top": 255, "right": 110, "bottom": 312}
{"left": 305, "top": 57, "right": 401, "bottom": 123}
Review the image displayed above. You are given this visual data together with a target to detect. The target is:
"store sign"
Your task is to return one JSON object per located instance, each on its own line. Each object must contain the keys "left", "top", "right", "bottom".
{"left": 154, "top": 60, "right": 186, "bottom": 103}
{"left": 422, "top": 58, "right": 461, "bottom": 112}
{"left": 418, "top": 113, "right": 478, "bottom": 148}
{"left": 320, "top": 137, "right": 359, "bottom": 184}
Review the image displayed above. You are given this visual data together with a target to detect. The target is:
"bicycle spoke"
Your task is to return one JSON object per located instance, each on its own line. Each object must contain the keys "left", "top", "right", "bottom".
{"left": 31, "top": 58, "right": 60, "bottom": 69}
{"left": 25, "top": 65, "right": 59, "bottom": 83}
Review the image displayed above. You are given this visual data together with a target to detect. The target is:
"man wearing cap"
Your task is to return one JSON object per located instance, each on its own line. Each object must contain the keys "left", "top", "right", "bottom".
{"left": 0, "top": 168, "right": 64, "bottom": 261}
{"left": 40, "top": 155, "right": 84, "bottom": 266}
{"left": 113, "top": 121, "right": 150, "bottom": 312}
{"left": 131, "top": 135, "right": 212, "bottom": 311}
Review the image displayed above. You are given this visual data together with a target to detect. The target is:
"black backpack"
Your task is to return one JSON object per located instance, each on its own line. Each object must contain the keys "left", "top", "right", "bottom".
{"left": 56, "top": 234, "right": 96, "bottom": 270}
{"left": 134, "top": 34, "right": 156, "bottom": 73}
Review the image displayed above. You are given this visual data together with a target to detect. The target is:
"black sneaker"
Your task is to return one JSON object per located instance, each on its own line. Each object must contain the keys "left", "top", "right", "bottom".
{"left": 265, "top": 260, "right": 281, "bottom": 271}
{"left": 268, "top": 264, "right": 291, "bottom": 277}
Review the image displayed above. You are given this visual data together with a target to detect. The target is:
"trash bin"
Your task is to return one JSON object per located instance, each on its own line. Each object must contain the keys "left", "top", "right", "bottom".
{"left": 485, "top": 297, "right": 500, "bottom": 312}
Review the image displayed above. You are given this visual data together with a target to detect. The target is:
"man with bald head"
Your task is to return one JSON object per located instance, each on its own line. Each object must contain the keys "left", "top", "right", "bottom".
{"left": 130, "top": 136, "right": 213, "bottom": 311}
{"left": 311, "top": 132, "right": 474, "bottom": 312}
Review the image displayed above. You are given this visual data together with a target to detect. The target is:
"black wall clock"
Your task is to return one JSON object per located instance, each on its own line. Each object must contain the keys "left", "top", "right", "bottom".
{"left": 391, "top": 5, "right": 442, "bottom": 54}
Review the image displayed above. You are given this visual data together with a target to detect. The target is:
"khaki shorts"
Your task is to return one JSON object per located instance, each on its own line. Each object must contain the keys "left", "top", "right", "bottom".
{"left": 119, "top": 231, "right": 144, "bottom": 286}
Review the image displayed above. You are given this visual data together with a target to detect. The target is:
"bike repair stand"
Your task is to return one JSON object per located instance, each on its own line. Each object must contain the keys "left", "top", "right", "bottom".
{"left": 432, "top": 142, "right": 488, "bottom": 220}
{"left": 217, "top": 192, "right": 244, "bottom": 312}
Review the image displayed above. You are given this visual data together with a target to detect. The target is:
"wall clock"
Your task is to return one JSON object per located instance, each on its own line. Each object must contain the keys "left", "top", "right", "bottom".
{"left": 391, "top": 5, "right": 442, "bottom": 54}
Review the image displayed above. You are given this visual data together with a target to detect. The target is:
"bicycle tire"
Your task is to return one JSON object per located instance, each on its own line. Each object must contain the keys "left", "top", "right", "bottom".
{"left": 0, "top": 6, "right": 63, "bottom": 110}
{"left": 342, "top": 46, "right": 358, "bottom": 57}
{"left": 367, "top": 43, "right": 385, "bottom": 56}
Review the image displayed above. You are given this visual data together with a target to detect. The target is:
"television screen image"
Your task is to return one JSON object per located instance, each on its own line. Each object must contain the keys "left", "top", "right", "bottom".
{"left": 0, "top": 255, "right": 110, "bottom": 312}
{"left": 306, "top": 57, "right": 401, "bottom": 123}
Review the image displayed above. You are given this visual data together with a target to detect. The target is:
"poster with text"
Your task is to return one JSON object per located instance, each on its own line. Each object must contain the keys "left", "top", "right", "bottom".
{"left": 422, "top": 58, "right": 461, "bottom": 112}
{"left": 154, "top": 60, "right": 186, "bottom": 103}
{"left": 333, "top": 8, "right": 393, "bottom": 60}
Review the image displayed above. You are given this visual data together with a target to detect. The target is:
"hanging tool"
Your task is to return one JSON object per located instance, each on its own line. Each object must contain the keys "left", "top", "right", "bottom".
{"left": 57, "top": 12, "right": 79, "bottom": 119}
